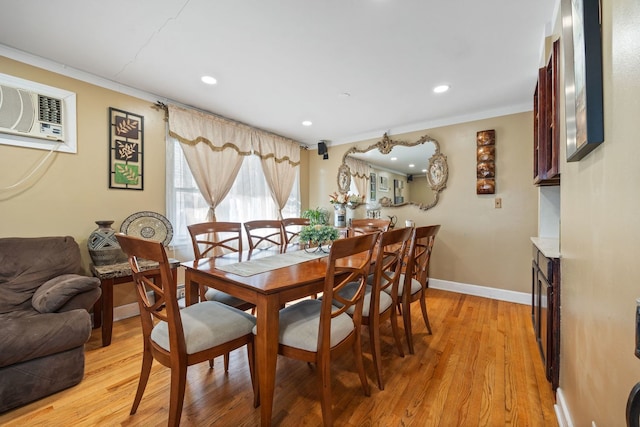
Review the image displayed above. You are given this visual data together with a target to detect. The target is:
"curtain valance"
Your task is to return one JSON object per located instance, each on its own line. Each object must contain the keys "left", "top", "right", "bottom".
{"left": 345, "top": 157, "right": 369, "bottom": 179}
{"left": 168, "top": 104, "right": 301, "bottom": 161}
{"left": 252, "top": 132, "right": 300, "bottom": 166}
{"left": 168, "top": 104, "right": 253, "bottom": 155}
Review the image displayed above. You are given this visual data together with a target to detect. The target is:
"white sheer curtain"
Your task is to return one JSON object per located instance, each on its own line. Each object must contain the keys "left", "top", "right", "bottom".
{"left": 253, "top": 132, "right": 300, "bottom": 219}
{"left": 168, "top": 104, "right": 251, "bottom": 222}
{"left": 345, "top": 157, "right": 369, "bottom": 196}
{"left": 166, "top": 136, "right": 300, "bottom": 252}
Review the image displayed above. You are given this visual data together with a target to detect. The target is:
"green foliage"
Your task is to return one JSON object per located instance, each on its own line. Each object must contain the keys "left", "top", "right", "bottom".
{"left": 299, "top": 225, "right": 339, "bottom": 243}
{"left": 301, "top": 207, "right": 329, "bottom": 226}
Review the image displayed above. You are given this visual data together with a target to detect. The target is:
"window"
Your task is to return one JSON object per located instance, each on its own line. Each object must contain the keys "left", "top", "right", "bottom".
{"left": 166, "top": 136, "right": 300, "bottom": 253}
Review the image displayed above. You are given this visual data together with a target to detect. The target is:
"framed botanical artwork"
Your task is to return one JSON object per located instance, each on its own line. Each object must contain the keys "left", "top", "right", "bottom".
{"left": 109, "top": 108, "right": 144, "bottom": 190}
{"left": 562, "top": 0, "right": 604, "bottom": 162}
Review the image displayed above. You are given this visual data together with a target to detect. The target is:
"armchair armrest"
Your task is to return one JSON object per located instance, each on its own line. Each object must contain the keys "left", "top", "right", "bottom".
{"left": 31, "top": 274, "right": 101, "bottom": 314}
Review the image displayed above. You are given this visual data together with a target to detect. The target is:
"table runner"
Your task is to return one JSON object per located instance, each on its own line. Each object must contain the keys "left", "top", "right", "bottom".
{"left": 216, "top": 249, "right": 328, "bottom": 277}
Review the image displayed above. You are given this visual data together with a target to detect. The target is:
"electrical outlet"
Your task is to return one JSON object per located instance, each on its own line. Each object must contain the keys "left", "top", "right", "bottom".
{"left": 494, "top": 197, "right": 502, "bottom": 208}
{"left": 177, "top": 285, "right": 186, "bottom": 300}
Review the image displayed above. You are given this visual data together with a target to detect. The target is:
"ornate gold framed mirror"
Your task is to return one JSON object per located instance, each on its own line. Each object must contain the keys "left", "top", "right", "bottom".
{"left": 339, "top": 133, "right": 448, "bottom": 211}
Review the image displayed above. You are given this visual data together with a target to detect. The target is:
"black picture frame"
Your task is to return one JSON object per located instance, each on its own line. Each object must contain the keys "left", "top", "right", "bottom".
{"left": 109, "top": 107, "right": 144, "bottom": 190}
{"left": 562, "top": 0, "right": 604, "bottom": 162}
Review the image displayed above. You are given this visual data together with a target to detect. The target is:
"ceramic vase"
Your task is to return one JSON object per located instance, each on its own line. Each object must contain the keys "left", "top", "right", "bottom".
{"left": 88, "top": 220, "right": 126, "bottom": 266}
{"left": 334, "top": 204, "right": 346, "bottom": 227}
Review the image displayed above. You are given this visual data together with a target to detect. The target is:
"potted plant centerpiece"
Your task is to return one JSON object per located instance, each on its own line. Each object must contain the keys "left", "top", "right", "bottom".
{"left": 300, "top": 207, "right": 338, "bottom": 253}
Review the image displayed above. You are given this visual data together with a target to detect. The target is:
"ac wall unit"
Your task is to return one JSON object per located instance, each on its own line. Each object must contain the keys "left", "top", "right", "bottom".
{"left": 0, "top": 84, "right": 64, "bottom": 141}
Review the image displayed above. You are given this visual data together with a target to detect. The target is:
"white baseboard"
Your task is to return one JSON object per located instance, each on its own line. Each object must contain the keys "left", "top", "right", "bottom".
{"left": 430, "top": 278, "right": 531, "bottom": 305}
{"left": 113, "top": 301, "right": 140, "bottom": 322}
{"left": 554, "top": 388, "right": 574, "bottom": 427}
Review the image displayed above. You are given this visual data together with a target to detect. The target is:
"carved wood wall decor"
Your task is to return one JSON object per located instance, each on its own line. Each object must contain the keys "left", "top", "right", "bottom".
{"left": 476, "top": 129, "right": 495, "bottom": 194}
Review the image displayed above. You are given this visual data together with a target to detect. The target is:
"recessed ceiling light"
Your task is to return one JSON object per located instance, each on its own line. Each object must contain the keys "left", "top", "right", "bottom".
{"left": 422, "top": 169, "right": 427, "bottom": 173}
{"left": 302, "top": 120, "right": 313, "bottom": 126}
{"left": 339, "top": 92, "right": 351, "bottom": 98}
{"left": 409, "top": 164, "right": 415, "bottom": 168}
{"left": 201, "top": 75, "right": 217, "bottom": 85}
{"left": 433, "top": 84, "right": 450, "bottom": 93}
{"left": 390, "top": 157, "right": 398, "bottom": 161}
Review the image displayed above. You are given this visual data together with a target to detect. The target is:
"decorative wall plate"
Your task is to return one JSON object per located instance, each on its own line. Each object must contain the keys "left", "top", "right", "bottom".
{"left": 120, "top": 211, "right": 173, "bottom": 246}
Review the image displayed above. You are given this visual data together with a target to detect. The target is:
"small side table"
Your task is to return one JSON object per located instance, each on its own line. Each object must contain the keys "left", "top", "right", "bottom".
{"left": 91, "top": 258, "right": 180, "bottom": 347}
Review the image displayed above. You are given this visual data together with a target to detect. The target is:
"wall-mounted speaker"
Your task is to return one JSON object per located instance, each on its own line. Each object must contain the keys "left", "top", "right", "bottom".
{"left": 317, "top": 141, "right": 327, "bottom": 155}
{"left": 407, "top": 175, "right": 413, "bottom": 182}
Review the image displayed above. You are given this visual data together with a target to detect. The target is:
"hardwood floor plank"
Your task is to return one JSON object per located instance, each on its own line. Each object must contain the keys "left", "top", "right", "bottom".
{"left": 0, "top": 289, "right": 557, "bottom": 426}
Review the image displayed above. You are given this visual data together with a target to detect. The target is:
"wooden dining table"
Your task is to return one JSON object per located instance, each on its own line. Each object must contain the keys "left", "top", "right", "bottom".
{"left": 183, "top": 247, "right": 349, "bottom": 426}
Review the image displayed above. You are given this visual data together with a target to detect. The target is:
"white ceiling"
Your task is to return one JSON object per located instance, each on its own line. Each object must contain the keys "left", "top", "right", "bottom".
{"left": 0, "top": 0, "right": 557, "bottom": 147}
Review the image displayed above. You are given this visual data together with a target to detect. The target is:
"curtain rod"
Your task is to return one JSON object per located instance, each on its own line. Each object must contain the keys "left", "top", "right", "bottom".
{"left": 153, "top": 101, "right": 308, "bottom": 150}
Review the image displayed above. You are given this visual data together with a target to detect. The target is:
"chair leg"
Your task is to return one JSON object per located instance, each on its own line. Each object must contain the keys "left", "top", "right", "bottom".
{"left": 168, "top": 362, "right": 188, "bottom": 427}
{"left": 353, "top": 330, "right": 371, "bottom": 398}
{"left": 402, "top": 298, "right": 415, "bottom": 355}
{"left": 390, "top": 306, "right": 405, "bottom": 358}
{"left": 419, "top": 291, "right": 432, "bottom": 335}
{"left": 317, "top": 353, "right": 333, "bottom": 427}
{"left": 369, "top": 317, "right": 385, "bottom": 390}
{"left": 224, "top": 352, "right": 230, "bottom": 372}
{"left": 130, "top": 346, "right": 153, "bottom": 415}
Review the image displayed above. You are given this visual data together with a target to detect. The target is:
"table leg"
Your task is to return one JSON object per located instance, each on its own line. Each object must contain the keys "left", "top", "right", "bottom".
{"left": 257, "top": 294, "right": 281, "bottom": 427}
{"left": 101, "top": 278, "right": 114, "bottom": 347}
{"left": 185, "top": 271, "right": 199, "bottom": 306}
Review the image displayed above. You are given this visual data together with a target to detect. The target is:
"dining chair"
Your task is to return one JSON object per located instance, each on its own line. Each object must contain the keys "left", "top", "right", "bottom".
{"left": 187, "top": 221, "right": 256, "bottom": 371}
{"left": 269, "top": 232, "right": 378, "bottom": 426}
{"left": 281, "top": 217, "right": 310, "bottom": 252}
{"left": 187, "top": 221, "right": 254, "bottom": 310}
{"left": 243, "top": 220, "right": 284, "bottom": 258}
{"left": 335, "top": 227, "right": 412, "bottom": 390}
{"left": 116, "top": 234, "right": 258, "bottom": 427}
{"left": 386, "top": 224, "right": 441, "bottom": 354}
{"left": 350, "top": 218, "right": 391, "bottom": 236}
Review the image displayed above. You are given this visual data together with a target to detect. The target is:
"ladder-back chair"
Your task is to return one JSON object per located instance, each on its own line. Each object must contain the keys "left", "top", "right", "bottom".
{"left": 116, "top": 234, "right": 258, "bottom": 427}
{"left": 270, "top": 233, "right": 378, "bottom": 426}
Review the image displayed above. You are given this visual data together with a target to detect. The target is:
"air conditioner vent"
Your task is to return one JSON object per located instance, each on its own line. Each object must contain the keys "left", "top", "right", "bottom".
{"left": 38, "top": 95, "right": 62, "bottom": 124}
{"left": 0, "top": 84, "right": 64, "bottom": 141}
{"left": 0, "top": 72, "right": 77, "bottom": 153}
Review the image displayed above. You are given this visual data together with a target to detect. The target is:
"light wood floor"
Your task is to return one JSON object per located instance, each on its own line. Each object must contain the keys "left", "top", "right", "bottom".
{"left": 0, "top": 289, "right": 558, "bottom": 426}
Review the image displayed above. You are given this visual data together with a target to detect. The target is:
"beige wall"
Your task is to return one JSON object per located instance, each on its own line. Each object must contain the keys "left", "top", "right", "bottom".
{"left": 0, "top": 56, "right": 167, "bottom": 305}
{"left": 559, "top": 0, "right": 640, "bottom": 425}
{"left": 307, "top": 113, "right": 538, "bottom": 293}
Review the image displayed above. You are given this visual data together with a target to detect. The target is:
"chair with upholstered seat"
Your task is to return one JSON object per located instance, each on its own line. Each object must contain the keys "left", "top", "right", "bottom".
{"left": 350, "top": 218, "right": 391, "bottom": 236}
{"left": 335, "top": 227, "right": 412, "bottom": 390}
{"left": 386, "top": 224, "right": 441, "bottom": 354}
{"left": 244, "top": 220, "right": 284, "bottom": 258}
{"left": 281, "top": 217, "right": 310, "bottom": 252}
{"left": 116, "top": 234, "right": 258, "bottom": 427}
{"left": 187, "top": 221, "right": 256, "bottom": 371}
{"left": 187, "top": 221, "right": 255, "bottom": 311}
{"left": 269, "top": 232, "right": 378, "bottom": 426}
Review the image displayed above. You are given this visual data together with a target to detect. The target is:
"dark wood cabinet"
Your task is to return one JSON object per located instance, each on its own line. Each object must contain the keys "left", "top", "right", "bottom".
{"left": 533, "top": 39, "right": 560, "bottom": 186}
{"left": 531, "top": 245, "right": 560, "bottom": 390}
